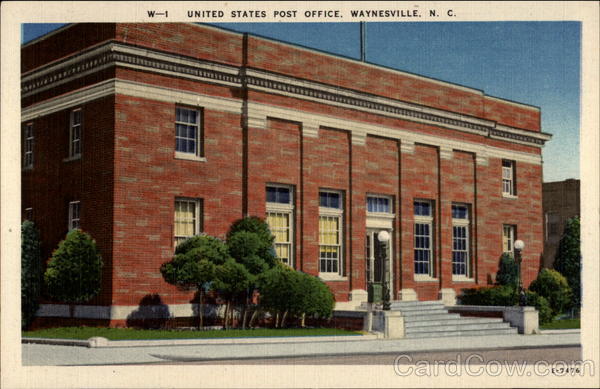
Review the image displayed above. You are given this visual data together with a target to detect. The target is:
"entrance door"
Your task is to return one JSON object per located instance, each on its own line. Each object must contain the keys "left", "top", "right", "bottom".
{"left": 366, "top": 229, "right": 392, "bottom": 300}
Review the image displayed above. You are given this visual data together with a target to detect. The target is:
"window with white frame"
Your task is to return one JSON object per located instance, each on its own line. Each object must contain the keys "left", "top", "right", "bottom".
{"left": 502, "top": 160, "right": 516, "bottom": 196}
{"left": 367, "top": 195, "right": 392, "bottom": 213}
{"left": 266, "top": 185, "right": 294, "bottom": 266}
{"left": 23, "top": 122, "right": 34, "bottom": 168}
{"left": 414, "top": 200, "right": 434, "bottom": 277}
{"left": 69, "top": 109, "right": 82, "bottom": 158}
{"left": 68, "top": 201, "right": 80, "bottom": 230}
{"left": 175, "top": 106, "right": 202, "bottom": 157}
{"left": 319, "top": 190, "right": 343, "bottom": 275}
{"left": 452, "top": 204, "right": 471, "bottom": 277}
{"left": 174, "top": 198, "right": 202, "bottom": 247}
{"left": 503, "top": 225, "right": 516, "bottom": 255}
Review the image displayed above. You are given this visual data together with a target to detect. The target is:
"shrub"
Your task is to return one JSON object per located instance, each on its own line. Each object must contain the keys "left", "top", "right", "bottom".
{"left": 496, "top": 253, "right": 519, "bottom": 287}
{"left": 21, "top": 221, "right": 42, "bottom": 329}
{"left": 161, "top": 235, "right": 229, "bottom": 328}
{"left": 258, "top": 266, "right": 335, "bottom": 326}
{"left": 553, "top": 216, "right": 581, "bottom": 309}
{"left": 227, "top": 231, "right": 270, "bottom": 275}
{"left": 525, "top": 291, "right": 553, "bottom": 325}
{"left": 44, "top": 230, "right": 103, "bottom": 313}
{"left": 459, "top": 285, "right": 516, "bottom": 306}
{"left": 227, "top": 217, "right": 277, "bottom": 268}
{"left": 529, "top": 268, "right": 572, "bottom": 316}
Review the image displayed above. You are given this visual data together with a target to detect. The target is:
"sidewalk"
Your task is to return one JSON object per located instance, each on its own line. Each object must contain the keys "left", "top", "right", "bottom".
{"left": 22, "top": 331, "right": 580, "bottom": 366}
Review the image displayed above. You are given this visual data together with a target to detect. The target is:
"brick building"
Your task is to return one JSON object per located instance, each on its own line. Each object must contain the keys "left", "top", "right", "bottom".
{"left": 21, "top": 23, "right": 551, "bottom": 326}
{"left": 542, "top": 179, "right": 580, "bottom": 268}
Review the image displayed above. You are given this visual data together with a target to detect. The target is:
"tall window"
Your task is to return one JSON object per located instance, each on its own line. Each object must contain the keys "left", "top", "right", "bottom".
{"left": 266, "top": 185, "right": 294, "bottom": 266}
{"left": 452, "top": 204, "right": 471, "bottom": 277}
{"left": 23, "top": 122, "right": 34, "bottom": 168}
{"left": 319, "top": 190, "right": 343, "bottom": 275}
{"left": 175, "top": 107, "right": 201, "bottom": 157}
{"left": 367, "top": 195, "right": 391, "bottom": 213}
{"left": 174, "top": 198, "right": 202, "bottom": 247}
{"left": 69, "top": 109, "right": 82, "bottom": 158}
{"left": 68, "top": 201, "right": 80, "bottom": 230}
{"left": 414, "top": 200, "right": 434, "bottom": 277}
{"left": 502, "top": 160, "right": 516, "bottom": 196}
{"left": 503, "top": 225, "right": 516, "bottom": 255}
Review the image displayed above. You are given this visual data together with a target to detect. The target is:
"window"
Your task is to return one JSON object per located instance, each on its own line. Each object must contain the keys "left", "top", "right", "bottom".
{"left": 175, "top": 107, "right": 202, "bottom": 157}
{"left": 69, "top": 109, "right": 82, "bottom": 158}
{"left": 503, "top": 225, "right": 516, "bottom": 254}
{"left": 319, "top": 190, "right": 343, "bottom": 276}
{"left": 367, "top": 196, "right": 391, "bottom": 213}
{"left": 414, "top": 200, "right": 434, "bottom": 277}
{"left": 452, "top": 205, "right": 471, "bottom": 278}
{"left": 23, "top": 122, "right": 34, "bottom": 168}
{"left": 174, "top": 198, "right": 202, "bottom": 247}
{"left": 502, "top": 160, "right": 516, "bottom": 196}
{"left": 266, "top": 185, "right": 294, "bottom": 266}
{"left": 68, "top": 201, "right": 80, "bottom": 230}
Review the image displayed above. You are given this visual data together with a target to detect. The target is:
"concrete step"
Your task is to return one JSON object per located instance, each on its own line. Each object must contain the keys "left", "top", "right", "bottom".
{"left": 404, "top": 317, "right": 505, "bottom": 328}
{"left": 406, "top": 327, "right": 518, "bottom": 338}
{"left": 402, "top": 313, "right": 462, "bottom": 322}
{"left": 394, "top": 305, "right": 448, "bottom": 313}
{"left": 390, "top": 300, "right": 444, "bottom": 308}
{"left": 397, "top": 308, "right": 449, "bottom": 316}
{"left": 406, "top": 321, "right": 512, "bottom": 334}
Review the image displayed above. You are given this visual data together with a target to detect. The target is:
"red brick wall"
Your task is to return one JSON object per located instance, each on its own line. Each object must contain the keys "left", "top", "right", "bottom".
{"left": 111, "top": 93, "right": 244, "bottom": 306}
{"left": 22, "top": 96, "right": 115, "bottom": 305}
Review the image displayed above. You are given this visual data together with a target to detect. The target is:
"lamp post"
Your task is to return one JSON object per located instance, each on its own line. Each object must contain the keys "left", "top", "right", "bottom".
{"left": 514, "top": 239, "right": 527, "bottom": 306}
{"left": 378, "top": 230, "right": 391, "bottom": 310}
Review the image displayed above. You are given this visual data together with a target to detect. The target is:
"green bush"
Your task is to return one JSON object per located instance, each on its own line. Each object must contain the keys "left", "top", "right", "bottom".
{"left": 553, "top": 216, "right": 581, "bottom": 309}
{"left": 227, "top": 217, "right": 277, "bottom": 268}
{"left": 257, "top": 266, "right": 334, "bottom": 325}
{"left": 529, "top": 268, "right": 572, "bottom": 316}
{"left": 44, "top": 230, "right": 103, "bottom": 309}
{"left": 459, "top": 285, "right": 516, "bottom": 306}
{"left": 227, "top": 231, "right": 270, "bottom": 275}
{"left": 525, "top": 290, "right": 553, "bottom": 325}
{"left": 496, "top": 253, "right": 519, "bottom": 287}
{"left": 21, "top": 221, "right": 42, "bottom": 329}
{"left": 174, "top": 234, "right": 230, "bottom": 261}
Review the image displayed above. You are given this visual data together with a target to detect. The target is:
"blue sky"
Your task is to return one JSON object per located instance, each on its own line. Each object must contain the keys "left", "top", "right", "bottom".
{"left": 22, "top": 22, "right": 580, "bottom": 182}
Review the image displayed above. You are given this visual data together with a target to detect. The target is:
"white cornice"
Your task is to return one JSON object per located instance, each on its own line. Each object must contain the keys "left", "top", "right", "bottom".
{"left": 21, "top": 79, "right": 541, "bottom": 165}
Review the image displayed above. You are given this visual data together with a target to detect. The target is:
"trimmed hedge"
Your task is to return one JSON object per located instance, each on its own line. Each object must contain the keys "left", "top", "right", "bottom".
{"left": 529, "top": 269, "right": 572, "bottom": 316}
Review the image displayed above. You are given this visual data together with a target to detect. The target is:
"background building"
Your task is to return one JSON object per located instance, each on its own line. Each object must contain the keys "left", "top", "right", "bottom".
{"left": 21, "top": 23, "right": 551, "bottom": 326}
{"left": 542, "top": 179, "right": 580, "bottom": 268}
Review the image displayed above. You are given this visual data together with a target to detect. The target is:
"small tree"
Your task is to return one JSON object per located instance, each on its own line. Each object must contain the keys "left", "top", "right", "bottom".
{"left": 553, "top": 216, "right": 581, "bottom": 310}
{"left": 161, "top": 235, "right": 228, "bottom": 328}
{"left": 496, "top": 253, "right": 519, "bottom": 288}
{"left": 44, "top": 229, "right": 103, "bottom": 317}
{"left": 529, "top": 268, "right": 572, "bottom": 317}
{"left": 214, "top": 258, "right": 253, "bottom": 329}
{"left": 297, "top": 272, "right": 335, "bottom": 325}
{"left": 227, "top": 216, "right": 278, "bottom": 269}
{"left": 21, "top": 221, "right": 43, "bottom": 329}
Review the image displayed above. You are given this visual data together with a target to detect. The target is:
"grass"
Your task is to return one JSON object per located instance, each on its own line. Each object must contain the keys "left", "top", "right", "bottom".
{"left": 23, "top": 327, "right": 362, "bottom": 341}
{"left": 540, "top": 318, "right": 580, "bottom": 330}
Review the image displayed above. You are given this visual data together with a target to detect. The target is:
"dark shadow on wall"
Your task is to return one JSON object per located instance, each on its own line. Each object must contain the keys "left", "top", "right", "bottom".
{"left": 126, "top": 294, "right": 170, "bottom": 329}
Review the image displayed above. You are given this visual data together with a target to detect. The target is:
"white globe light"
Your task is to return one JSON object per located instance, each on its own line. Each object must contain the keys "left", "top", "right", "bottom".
{"left": 377, "top": 230, "right": 390, "bottom": 242}
{"left": 514, "top": 240, "right": 525, "bottom": 250}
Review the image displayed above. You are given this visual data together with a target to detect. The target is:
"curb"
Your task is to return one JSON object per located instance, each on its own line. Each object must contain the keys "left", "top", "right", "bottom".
{"left": 23, "top": 333, "right": 379, "bottom": 348}
{"left": 539, "top": 329, "right": 581, "bottom": 335}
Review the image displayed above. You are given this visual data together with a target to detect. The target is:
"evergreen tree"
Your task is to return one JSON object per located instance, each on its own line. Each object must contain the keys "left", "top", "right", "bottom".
{"left": 496, "top": 253, "right": 519, "bottom": 288}
{"left": 21, "top": 221, "right": 43, "bottom": 329}
{"left": 553, "top": 216, "right": 581, "bottom": 309}
{"left": 44, "top": 229, "right": 103, "bottom": 317}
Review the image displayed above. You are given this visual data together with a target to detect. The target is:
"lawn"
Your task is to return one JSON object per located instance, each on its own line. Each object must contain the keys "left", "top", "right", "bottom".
{"left": 23, "top": 327, "right": 362, "bottom": 340}
{"left": 540, "top": 318, "right": 580, "bottom": 330}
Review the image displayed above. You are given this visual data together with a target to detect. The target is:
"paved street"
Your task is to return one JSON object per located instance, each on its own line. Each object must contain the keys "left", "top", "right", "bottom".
{"left": 169, "top": 346, "right": 581, "bottom": 365}
{"left": 22, "top": 332, "right": 581, "bottom": 366}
